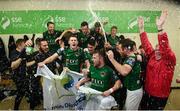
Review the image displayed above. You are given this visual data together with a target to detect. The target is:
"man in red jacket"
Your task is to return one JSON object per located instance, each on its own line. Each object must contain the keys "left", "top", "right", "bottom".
{"left": 138, "top": 10, "right": 176, "bottom": 110}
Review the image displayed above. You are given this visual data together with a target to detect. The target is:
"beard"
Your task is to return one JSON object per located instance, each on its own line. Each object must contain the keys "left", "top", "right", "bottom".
{"left": 40, "top": 48, "right": 48, "bottom": 53}
{"left": 94, "top": 61, "right": 101, "bottom": 68}
{"left": 49, "top": 30, "right": 54, "bottom": 34}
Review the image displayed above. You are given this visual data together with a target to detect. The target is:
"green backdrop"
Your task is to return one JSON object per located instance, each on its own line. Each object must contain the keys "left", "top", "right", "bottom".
{"left": 0, "top": 10, "right": 160, "bottom": 34}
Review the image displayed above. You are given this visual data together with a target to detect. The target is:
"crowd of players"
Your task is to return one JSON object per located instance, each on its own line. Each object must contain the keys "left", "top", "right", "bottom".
{"left": 0, "top": 10, "right": 176, "bottom": 110}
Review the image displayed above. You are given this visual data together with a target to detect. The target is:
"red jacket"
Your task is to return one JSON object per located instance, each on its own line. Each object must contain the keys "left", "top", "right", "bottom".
{"left": 140, "top": 32, "right": 176, "bottom": 98}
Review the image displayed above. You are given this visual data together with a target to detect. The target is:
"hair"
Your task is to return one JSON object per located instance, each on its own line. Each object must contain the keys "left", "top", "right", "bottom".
{"left": 131, "top": 40, "right": 136, "bottom": 46}
{"left": 35, "top": 38, "right": 41, "bottom": 46}
{"left": 94, "top": 22, "right": 101, "bottom": 28}
{"left": 88, "top": 39, "right": 96, "bottom": 46}
{"left": 47, "top": 21, "right": 54, "bottom": 27}
{"left": 119, "top": 35, "right": 125, "bottom": 40}
{"left": 118, "top": 39, "right": 135, "bottom": 51}
{"left": 16, "top": 39, "right": 25, "bottom": 47}
{"left": 93, "top": 49, "right": 106, "bottom": 59}
{"left": 68, "top": 33, "right": 78, "bottom": 41}
{"left": 111, "top": 26, "right": 118, "bottom": 30}
{"left": 81, "top": 21, "right": 88, "bottom": 27}
{"left": 36, "top": 38, "right": 47, "bottom": 46}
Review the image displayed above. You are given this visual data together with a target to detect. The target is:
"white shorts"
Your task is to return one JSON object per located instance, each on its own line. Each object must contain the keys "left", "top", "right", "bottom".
{"left": 124, "top": 87, "right": 143, "bottom": 110}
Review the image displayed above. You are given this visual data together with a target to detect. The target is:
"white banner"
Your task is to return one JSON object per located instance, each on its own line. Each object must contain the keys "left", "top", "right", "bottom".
{"left": 35, "top": 65, "right": 117, "bottom": 110}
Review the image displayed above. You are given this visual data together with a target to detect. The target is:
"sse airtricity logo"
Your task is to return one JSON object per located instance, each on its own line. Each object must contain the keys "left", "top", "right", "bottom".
{"left": 1, "top": 16, "right": 10, "bottom": 30}
{"left": 60, "top": 75, "right": 74, "bottom": 90}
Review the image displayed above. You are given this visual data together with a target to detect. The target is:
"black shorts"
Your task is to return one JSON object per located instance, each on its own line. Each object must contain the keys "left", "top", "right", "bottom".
{"left": 140, "top": 91, "right": 168, "bottom": 110}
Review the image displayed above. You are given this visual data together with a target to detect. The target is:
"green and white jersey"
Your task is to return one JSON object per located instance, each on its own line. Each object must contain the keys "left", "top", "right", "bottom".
{"left": 123, "top": 55, "right": 142, "bottom": 91}
{"left": 107, "top": 35, "right": 119, "bottom": 48}
{"left": 84, "top": 51, "right": 93, "bottom": 65}
{"left": 57, "top": 47, "right": 88, "bottom": 72}
{"left": 88, "top": 65, "right": 119, "bottom": 92}
{"left": 43, "top": 30, "right": 62, "bottom": 53}
{"left": 77, "top": 31, "right": 89, "bottom": 49}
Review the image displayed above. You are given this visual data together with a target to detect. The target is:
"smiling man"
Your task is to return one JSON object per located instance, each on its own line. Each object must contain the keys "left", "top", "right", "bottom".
{"left": 38, "top": 34, "right": 90, "bottom": 73}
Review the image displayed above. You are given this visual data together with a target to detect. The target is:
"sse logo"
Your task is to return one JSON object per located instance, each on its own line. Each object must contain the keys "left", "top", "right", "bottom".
{"left": 60, "top": 75, "right": 74, "bottom": 90}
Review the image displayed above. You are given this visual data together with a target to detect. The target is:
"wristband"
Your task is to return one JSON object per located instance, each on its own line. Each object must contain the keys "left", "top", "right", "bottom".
{"left": 60, "top": 47, "right": 64, "bottom": 50}
{"left": 109, "top": 88, "right": 114, "bottom": 93}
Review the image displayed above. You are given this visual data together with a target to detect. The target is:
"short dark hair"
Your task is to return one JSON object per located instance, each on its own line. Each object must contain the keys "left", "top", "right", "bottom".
{"left": 131, "top": 40, "right": 136, "bottom": 46}
{"left": 94, "top": 22, "right": 101, "bottom": 28}
{"left": 93, "top": 49, "right": 106, "bottom": 59}
{"left": 47, "top": 21, "right": 54, "bottom": 27}
{"left": 118, "top": 39, "right": 135, "bottom": 51}
{"left": 35, "top": 38, "right": 41, "bottom": 46}
{"left": 16, "top": 39, "right": 25, "bottom": 47}
{"left": 119, "top": 35, "right": 125, "bottom": 40}
{"left": 36, "top": 38, "right": 47, "bottom": 46}
{"left": 81, "top": 21, "right": 88, "bottom": 27}
{"left": 88, "top": 39, "right": 96, "bottom": 46}
{"left": 68, "top": 34, "right": 78, "bottom": 41}
{"left": 111, "top": 26, "right": 117, "bottom": 30}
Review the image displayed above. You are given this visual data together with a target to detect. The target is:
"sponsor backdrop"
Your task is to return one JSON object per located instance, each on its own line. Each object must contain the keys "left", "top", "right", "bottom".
{"left": 0, "top": 10, "right": 160, "bottom": 34}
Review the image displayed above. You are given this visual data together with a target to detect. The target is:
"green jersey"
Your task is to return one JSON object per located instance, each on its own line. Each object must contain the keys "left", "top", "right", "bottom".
{"left": 107, "top": 35, "right": 119, "bottom": 47}
{"left": 123, "top": 55, "right": 142, "bottom": 91}
{"left": 57, "top": 47, "right": 88, "bottom": 72}
{"left": 43, "top": 30, "right": 62, "bottom": 53}
{"left": 84, "top": 51, "right": 93, "bottom": 65}
{"left": 88, "top": 65, "right": 119, "bottom": 92}
{"left": 77, "top": 30, "right": 89, "bottom": 48}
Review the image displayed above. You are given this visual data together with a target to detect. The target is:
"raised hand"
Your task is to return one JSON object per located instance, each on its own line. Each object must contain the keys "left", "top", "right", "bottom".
{"left": 104, "top": 42, "right": 112, "bottom": 49}
{"left": 55, "top": 37, "right": 61, "bottom": 43}
{"left": 138, "top": 16, "right": 144, "bottom": 33}
{"left": 59, "top": 40, "right": 65, "bottom": 48}
{"left": 156, "top": 10, "right": 168, "bottom": 30}
{"left": 25, "top": 39, "right": 33, "bottom": 47}
{"left": 55, "top": 38, "right": 64, "bottom": 48}
{"left": 106, "top": 50, "right": 114, "bottom": 61}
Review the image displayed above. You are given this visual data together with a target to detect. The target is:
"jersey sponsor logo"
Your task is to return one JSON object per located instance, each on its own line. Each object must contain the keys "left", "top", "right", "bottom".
{"left": 92, "top": 78, "right": 104, "bottom": 85}
{"left": 66, "top": 59, "right": 79, "bottom": 65}
{"left": 60, "top": 74, "right": 74, "bottom": 91}
{"left": 100, "top": 72, "right": 107, "bottom": 77}
{"left": 69, "top": 59, "right": 78, "bottom": 64}
{"left": 75, "top": 52, "right": 80, "bottom": 57}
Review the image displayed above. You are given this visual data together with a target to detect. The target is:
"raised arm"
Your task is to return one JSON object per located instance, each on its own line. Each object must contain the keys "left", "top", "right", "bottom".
{"left": 106, "top": 50, "right": 132, "bottom": 76}
{"left": 55, "top": 28, "right": 77, "bottom": 43}
{"left": 11, "top": 40, "right": 33, "bottom": 69}
{"left": 156, "top": 10, "right": 176, "bottom": 64}
{"left": 38, "top": 53, "right": 59, "bottom": 67}
{"left": 138, "top": 17, "right": 154, "bottom": 56}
